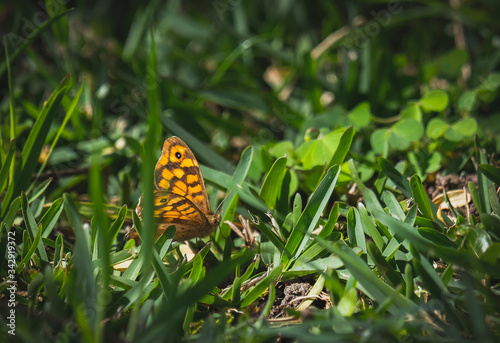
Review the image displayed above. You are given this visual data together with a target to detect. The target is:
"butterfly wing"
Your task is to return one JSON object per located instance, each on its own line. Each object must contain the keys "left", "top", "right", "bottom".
{"left": 154, "top": 136, "right": 213, "bottom": 216}
{"left": 153, "top": 190, "right": 208, "bottom": 226}
{"left": 127, "top": 136, "right": 219, "bottom": 244}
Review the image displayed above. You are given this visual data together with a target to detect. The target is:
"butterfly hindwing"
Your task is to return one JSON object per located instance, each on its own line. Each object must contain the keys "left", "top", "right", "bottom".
{"left": 153, "top": 191, "right": 208, "bottom": 226}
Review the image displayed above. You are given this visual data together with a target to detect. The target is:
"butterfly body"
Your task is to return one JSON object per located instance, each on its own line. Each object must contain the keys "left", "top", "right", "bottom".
{"left": 127, "top": 136, "right": 220, "bottom": 243}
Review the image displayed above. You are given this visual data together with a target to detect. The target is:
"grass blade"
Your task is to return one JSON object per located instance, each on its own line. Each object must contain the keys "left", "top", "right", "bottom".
{"left": 283, "top": 165, "right": 341, "bottom": 268}
{"left": 328, "top": 126, "right": 354, "bottom": 167}
{"left": 259, "top": 157, "right": 287, "bottom": 209}
{"left": 35, "top": 81, "right": 84, "bottom": 179}
{"left": 0, "top": 9, "right": 74, "bottom": 77}
{"left": 480, "top": 164, "right": 500, "bottom": 185}
{"left": 409, "top": 174, "right": 434, "bottom": 222}
{"left": 1, "top": 75, "right": 72, "bottom": 217}
{"left": 20, "top": 192, "right": 48, "bottom": 262}
{"left": 0, "top": 140, "right": 15, "bottom": 197}
{"left": 378, "top": 157, "right": 412, "bottom": 197}
{"left": 319, "top": 239, "right": 417, "bottom": 315}
{"left": 347, "top": 207, "right": 366, "bottom": 252}
{"left": 240, "top": 265, "right": 283, "bottom": 307}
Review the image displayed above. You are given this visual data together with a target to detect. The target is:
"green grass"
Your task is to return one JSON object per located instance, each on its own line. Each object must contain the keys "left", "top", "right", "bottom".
{"left": 1, "top": 1, "right": 500, "bottom": 342}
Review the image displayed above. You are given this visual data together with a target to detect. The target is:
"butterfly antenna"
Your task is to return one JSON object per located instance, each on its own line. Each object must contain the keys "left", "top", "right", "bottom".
{"left": 215, "top": 188, "right": 233, "bottom": 214}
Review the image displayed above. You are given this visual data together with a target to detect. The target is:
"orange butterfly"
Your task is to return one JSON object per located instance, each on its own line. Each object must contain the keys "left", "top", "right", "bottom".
{"left": 127, "top": 136, "right": 221, "bottom": 243}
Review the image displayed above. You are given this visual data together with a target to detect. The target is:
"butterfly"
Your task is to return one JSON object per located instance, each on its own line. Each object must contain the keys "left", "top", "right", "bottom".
{"left": 126, "top": 136, "right": 221, "bottom": 243}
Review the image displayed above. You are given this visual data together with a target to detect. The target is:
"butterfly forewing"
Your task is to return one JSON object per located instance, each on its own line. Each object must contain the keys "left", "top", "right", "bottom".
{"left": 154, "top": 137, "right": 212, "bottom": 215}
{"left": 127, "top": 136, "right": 221, "bottom": 244}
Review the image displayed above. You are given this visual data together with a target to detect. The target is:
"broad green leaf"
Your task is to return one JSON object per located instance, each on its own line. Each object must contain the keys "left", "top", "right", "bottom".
{"left": 391, "top": 119, "right": 424, "bottom": 142}
{"left": 457, "top": 90, "right": 477, "bottom": 112}
{"left": 347, "top": 102, "right": 371, "bottom": 129}
{"left": 465, "top": 224, "right": 499, "bottom": 257}
{"left": 426, "top": 151, "right": 442, "bottom": 174}
{"left": 426, "top": 117, "right": 448, "bottom": 139}
{"left": 389, "top": 130, "right": 411, "bottom": 151}
{"left": 371, "top": 128, "right": 390, "bottom": 156}
{"left": 420, "top": 89, "right": 449, "bottom": 112}
{"left": 434, "top": 49, "right": 468, "bottom": 78}
{"left": 444, "top": 127, "right": 464, "bottom": 142}
{"left": 400, "top": 102, "right": 422, "bottom": 122}
{"left": 268, "top": 140, "right": 294, "bottom": 159}
{"left": 478, "top": 72, "right": 500, "bottom": 92}
{"left": 298, "top": 129, "right": 344, "bottom": 169}
{"left": 452, "top": 118, "right": 477, "bottom": 137}
{"left": 89, "top": 147, "right": 112, "bottom": 341}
